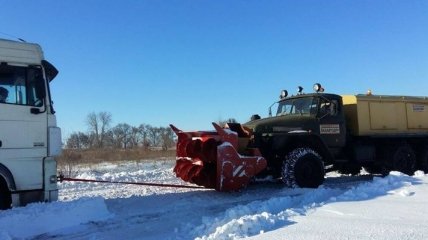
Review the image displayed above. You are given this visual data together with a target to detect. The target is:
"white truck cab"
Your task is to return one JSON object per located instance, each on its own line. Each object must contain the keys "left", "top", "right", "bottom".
{"left": 0, "top": 38, "right": 61, "bottom": 209}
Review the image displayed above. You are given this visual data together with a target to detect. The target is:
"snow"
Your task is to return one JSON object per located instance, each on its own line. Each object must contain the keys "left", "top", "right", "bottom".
{"left": 248, "top": 172, "right": 428, "bottom": 240}
{"left": 0, "top": 197, "right": 111, "bottom": 239}
{"left": 0, "top": 160, "right": 428, "bottom": 239}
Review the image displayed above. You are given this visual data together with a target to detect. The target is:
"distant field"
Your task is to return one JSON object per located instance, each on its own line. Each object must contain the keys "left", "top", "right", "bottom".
{"left": 57, "top": 148, "right": 176, "bottom": 177}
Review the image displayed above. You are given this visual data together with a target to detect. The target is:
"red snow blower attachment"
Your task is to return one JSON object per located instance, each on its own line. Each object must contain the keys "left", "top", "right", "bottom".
{"left": 170, "top": 123, "right": 267, "bottom": 191}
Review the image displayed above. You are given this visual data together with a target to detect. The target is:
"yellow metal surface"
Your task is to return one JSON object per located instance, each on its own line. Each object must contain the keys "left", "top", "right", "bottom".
{"left": 342, "top": 94, "right": 428, "bottom": 136}
{"left": 406, "top": 103, "right": 428, "bottom": 129}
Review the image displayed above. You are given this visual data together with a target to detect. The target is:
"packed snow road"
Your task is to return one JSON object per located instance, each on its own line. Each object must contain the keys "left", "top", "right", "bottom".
{"left": 0, "top": 160, "right": 427, "bottom": 240}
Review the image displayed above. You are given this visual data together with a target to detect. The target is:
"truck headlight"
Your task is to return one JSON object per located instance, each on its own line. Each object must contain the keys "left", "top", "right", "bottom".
{"left": 313, "top": 83, "right": 324, "bottom": 93}
{"left": 280, "top": 90, "right": 288, "bottom": 99}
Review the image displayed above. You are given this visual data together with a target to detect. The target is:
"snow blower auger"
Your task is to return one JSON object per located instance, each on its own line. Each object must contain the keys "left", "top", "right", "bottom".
{"left": 170, "top": 123, "right": 267, "bottom": 192}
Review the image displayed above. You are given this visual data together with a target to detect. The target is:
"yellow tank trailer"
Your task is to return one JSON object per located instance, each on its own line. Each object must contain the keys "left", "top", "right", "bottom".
{"left": 338, "top": 94, "right": 428, "bottom": 176}
{"left": 342, "top": 95, "right": 428, "bottom": 136}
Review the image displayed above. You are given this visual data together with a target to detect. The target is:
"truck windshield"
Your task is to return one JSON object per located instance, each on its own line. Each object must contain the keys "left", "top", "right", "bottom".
{"left": 276, "top": 97, "right": 317, "bottom": 116}
{"left": 0, "top": 65, "right": 44, "bottom": 107}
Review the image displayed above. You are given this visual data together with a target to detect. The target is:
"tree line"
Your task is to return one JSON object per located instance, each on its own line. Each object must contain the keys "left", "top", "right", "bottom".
{"left": 65, "top": 111, "right": 175, "bottom": 151}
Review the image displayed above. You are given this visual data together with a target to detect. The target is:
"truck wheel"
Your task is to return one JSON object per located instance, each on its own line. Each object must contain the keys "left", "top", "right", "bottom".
{"left": 391, "top": 145, "right": 416, "bottom": 176}
{"left": 282, "top": 148, "right": 325, "bottom": 188}
{"left": 0, "top": 178, "right": 12, "bottom": 210}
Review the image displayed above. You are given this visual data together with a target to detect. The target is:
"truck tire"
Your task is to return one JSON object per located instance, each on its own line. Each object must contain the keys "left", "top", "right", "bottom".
{"left": 0, "top": 178, "right": 12, "bottom": 210}
{"left": 282, "top": 148, "right": 325, "bottom": 188}
{"left": 391, "top": 144, "right": 416, "bottom": 176}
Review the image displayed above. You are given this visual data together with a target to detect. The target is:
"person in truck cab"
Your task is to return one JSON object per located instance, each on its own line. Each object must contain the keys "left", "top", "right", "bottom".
{"left": 0, "top": 87, "right": 8, "bottom": 103}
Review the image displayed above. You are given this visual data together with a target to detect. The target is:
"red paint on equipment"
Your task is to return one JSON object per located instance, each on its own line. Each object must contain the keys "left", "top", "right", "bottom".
{"left": 170, "top": 123, "right": 267, "bottom": 191}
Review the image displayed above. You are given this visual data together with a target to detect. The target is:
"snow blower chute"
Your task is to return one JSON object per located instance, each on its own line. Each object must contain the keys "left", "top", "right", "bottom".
{"left": 170, "top": 123, "right": 267, "bottom": 191}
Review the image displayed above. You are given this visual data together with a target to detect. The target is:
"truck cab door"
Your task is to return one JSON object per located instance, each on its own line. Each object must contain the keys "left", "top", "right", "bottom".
{"left": 0, "top": 65, "right": 47, "bottom": 190}
{"left": 317, "top": 97, "right": 346, "bottom": 148}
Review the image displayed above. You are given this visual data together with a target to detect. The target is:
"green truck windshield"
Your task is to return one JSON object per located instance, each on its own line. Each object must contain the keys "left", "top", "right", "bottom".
{"left": 276, "top": 97, "right": 317, "bottom": 116}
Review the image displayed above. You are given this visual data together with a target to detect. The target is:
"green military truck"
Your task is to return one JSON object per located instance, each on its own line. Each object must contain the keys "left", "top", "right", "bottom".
{"left": 172, "top": 83, "right": 428, "bottom": 191}
{"left": 241, "top": 84, "right": 428, "bottom": 188}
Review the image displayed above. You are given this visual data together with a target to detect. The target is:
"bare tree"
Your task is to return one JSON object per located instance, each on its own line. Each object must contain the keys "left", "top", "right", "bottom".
{"left": 139, "top": 124, "right": 151, "bottom": 149}
{"left": 129, "top": 126, "right": 141, "bottom": 148}
{"left": 147, "top": 125, "right": 160, "bottom": 148}
{"left": 99, "top": 111, "right": 112, "bottom": 147}
{"left": 66, "top": 132, "right": 89, "bottom": 149}
{"left": 86, "top": 111, "right": 112, "bottom": 148}
{"left": 159, "top": 127, "right": 175, "bottom": 150}
{"left": 111, "top": 123, "right": 132, "bottom": 149}
{"left": 86, "top": 112, "right": 99, "bottom": 147}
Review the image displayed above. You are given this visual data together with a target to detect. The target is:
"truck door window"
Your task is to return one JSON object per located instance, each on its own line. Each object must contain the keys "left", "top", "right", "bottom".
{"left": 0, "top": 65, "right": 44, "bottom": 107}
{"left": 319, "top": 98, "right": 339, "bottom": 116}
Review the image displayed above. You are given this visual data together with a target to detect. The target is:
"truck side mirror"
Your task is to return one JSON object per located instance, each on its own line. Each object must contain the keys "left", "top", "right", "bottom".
{"left": 41, "top": 60, "right": 58, "bottom": 81}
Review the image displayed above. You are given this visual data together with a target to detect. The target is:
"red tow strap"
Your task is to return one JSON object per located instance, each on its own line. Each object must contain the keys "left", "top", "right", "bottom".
{"left": 58, "top": 175, "right": 205, "bottom": 189}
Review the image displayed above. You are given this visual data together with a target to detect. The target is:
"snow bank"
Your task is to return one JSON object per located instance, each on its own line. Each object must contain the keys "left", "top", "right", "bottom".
{"left": 192, "top": 188, "right": 342, "bottom": 240}
{"left": 249, "top": 171, "right": 428, "bottom": 240}
{"left": 193, "top": 171, "right": 427, "bottom": 240}
{"left": 333, "top": 171, "right": 419, "bottom": 201}
{"left": 0, "top": 197, "right": 112, "bottom": 239}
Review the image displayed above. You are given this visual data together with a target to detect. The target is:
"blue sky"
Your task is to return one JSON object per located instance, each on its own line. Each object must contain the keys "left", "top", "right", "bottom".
{"left": 1, "top": 1, "right": 427, "bottom": 138}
